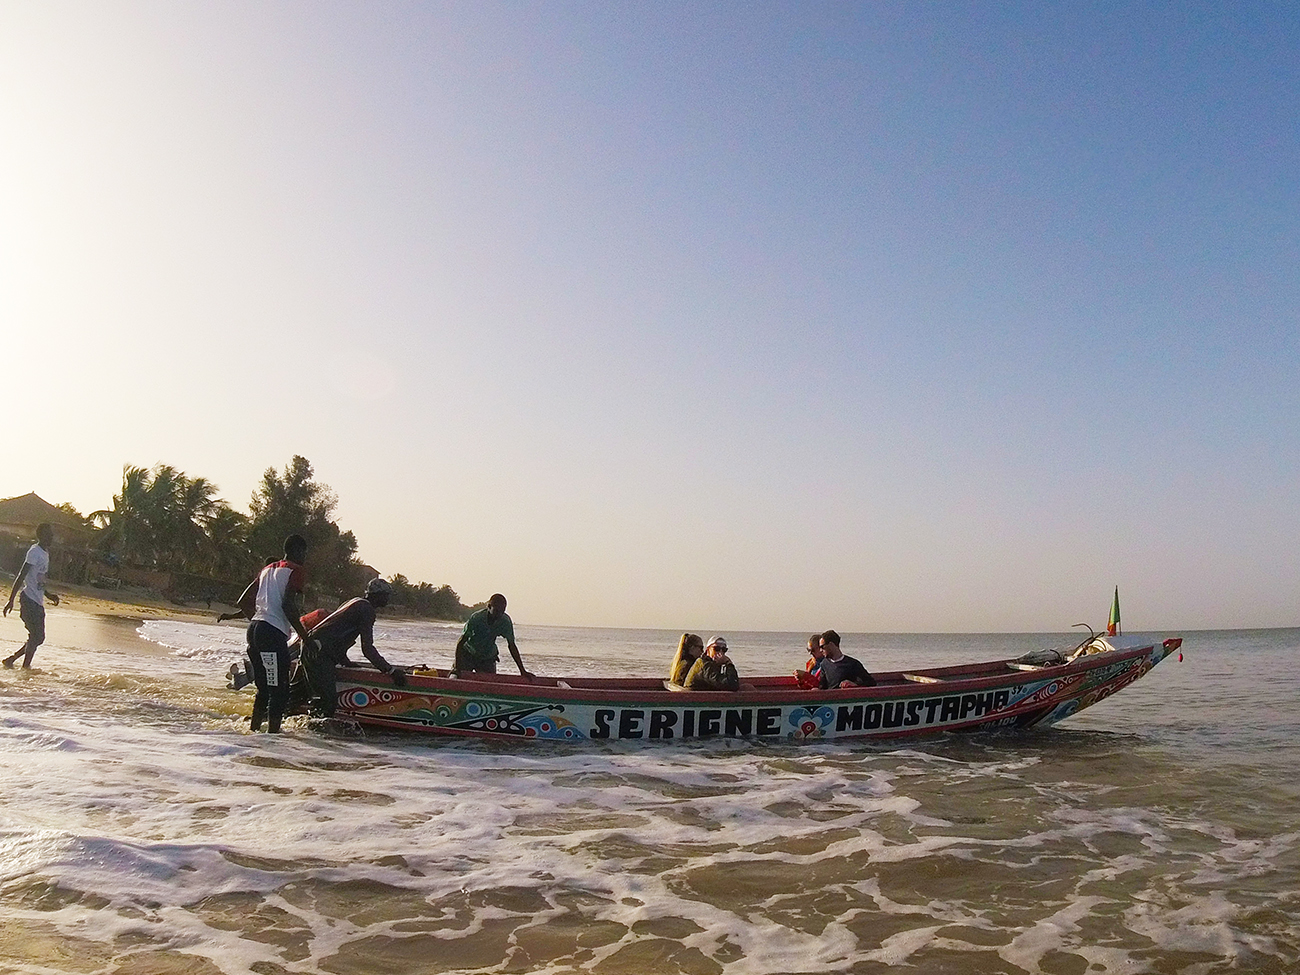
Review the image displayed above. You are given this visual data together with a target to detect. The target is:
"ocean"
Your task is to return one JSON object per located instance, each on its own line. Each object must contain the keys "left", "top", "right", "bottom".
{"left": 1, "top": 613, "right": 1297, "bottom": 974}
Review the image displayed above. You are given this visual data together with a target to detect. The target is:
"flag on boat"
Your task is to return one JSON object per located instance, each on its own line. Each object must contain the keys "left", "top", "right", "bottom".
{"left": 1107, "top": 586, "right": 1121, "bottom": 636}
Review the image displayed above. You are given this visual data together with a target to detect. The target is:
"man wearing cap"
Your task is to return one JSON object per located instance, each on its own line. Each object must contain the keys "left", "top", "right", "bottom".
{"left": 300, "top": 577, "right": 406, "bottom": 717}
{"left": 684, "top": 636, "right": 741, "bottom": 691}
{"left": 452, "top": 593, "right": 532, "bottom": 679}
{"left": 3, "top": 523, "right": 60, "bottom": 669}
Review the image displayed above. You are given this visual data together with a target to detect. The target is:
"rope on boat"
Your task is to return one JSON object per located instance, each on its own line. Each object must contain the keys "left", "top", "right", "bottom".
{"left": 1067, "top": 623, "right": 1097, "bottom": 661}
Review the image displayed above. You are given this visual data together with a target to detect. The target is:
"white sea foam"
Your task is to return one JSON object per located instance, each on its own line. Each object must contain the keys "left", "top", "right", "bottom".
{"left": 138, "top": 619, "right": 250, "bottom": 662}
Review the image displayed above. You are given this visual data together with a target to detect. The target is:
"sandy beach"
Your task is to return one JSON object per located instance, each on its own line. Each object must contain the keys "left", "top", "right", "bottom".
{"left": 47, "top": 583, "right": 239, "bottom": 625}
{"left": 0, "top": 584, "right": 460, "bottom": 667}
{"left": 0, "top": 584, "right": 242, "bottom": 667}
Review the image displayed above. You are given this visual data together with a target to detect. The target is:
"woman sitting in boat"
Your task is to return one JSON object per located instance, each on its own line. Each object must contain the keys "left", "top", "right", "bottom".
{"left": 668, "top": 633, "right": 704, "bottom": 685}
{"left": 684, "top": 636, "right": 740, "bottom": 692}
{"left": 794, "top": 633, "right": 826, "bottom": 688}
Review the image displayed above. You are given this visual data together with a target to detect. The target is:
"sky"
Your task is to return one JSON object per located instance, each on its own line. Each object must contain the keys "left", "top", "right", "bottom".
{"left": 1, "top": 1, "right": 1297, "bottom": 632}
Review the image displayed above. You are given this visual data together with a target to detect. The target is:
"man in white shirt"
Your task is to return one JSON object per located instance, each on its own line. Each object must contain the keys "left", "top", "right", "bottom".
{"left": 245, "top": 533, "right": 311, "bottom": 733}
{"left": 3, "top": 523, "right": 60, "bottom": 669}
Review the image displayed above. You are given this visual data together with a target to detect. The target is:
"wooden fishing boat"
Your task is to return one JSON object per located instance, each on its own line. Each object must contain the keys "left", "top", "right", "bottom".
{"left": 324, "top": 634, "right": 1184, "bottom": 742}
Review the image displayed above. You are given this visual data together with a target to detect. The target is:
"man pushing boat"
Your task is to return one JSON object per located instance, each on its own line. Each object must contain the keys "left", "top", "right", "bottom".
{"left": 300, "top": 577, "right": 407, "bottom": 717}
{"left": 452, "top": 593, "right": 533, "bottom": 680}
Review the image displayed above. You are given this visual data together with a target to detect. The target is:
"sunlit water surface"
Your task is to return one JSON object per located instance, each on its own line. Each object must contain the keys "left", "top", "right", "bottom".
{"left": 1, "top": 615, "right": 1297, "bottom": 974}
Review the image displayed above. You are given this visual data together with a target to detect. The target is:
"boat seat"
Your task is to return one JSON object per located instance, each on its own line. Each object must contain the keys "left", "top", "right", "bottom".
{"left": 903, "top": 673, "right": 944, "bottom": 683}
{"left": 1006, "top": 662, "right": 1046, "bottom": 671}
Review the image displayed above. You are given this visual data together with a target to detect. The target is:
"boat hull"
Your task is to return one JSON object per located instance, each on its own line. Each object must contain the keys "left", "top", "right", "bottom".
{"left": 327, "top": 637, "right": 1182, "bottom": 743}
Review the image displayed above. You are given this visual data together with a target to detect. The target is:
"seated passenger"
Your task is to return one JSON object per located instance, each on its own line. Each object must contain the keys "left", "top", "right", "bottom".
{"left": 669, "top": 632, "right": 704, "bottom": 685}
{"left": 817, "top": 630, "right": 876, "bottom": 689}
{"left": 794, "top": 633, "right": 826, "bottom": 688}
{"left": 684, "top": 636, "right": 740, "bottom": 692}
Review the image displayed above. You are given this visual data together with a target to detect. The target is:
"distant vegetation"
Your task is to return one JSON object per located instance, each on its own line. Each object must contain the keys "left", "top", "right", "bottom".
{"left": 73, "top": 456, "right": 473, "bottom": 620}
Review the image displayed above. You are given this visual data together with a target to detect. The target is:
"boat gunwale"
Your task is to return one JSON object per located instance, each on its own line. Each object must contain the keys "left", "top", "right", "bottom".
{"left": 335, "top": 641, "right": 1162, "bottom": 707}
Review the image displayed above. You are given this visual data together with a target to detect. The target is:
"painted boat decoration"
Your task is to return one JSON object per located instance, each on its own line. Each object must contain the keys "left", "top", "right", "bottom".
{"left": 325, "top": 635, "right": 1184, "bottom": 743}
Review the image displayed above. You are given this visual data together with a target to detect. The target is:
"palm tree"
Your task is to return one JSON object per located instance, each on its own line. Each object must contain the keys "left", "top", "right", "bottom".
{"left": 91, "top": 464, "right": 251, "bottom": 575}
{"left": 90, "top": 465, "right": 154, "bottom": 565}
{"left": 168, "top": 475, "right": 222, "bottom": 572}
{"left": 202, "top": 506, "right": 252, "bottom": 579}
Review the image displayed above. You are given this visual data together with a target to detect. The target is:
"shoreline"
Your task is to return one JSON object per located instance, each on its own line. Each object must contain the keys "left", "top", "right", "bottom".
{"left": 47, "top": 582, "right": 465, "bottom": 628}
{"left": 50, "top": 582, "right": 237, "bottom": 625}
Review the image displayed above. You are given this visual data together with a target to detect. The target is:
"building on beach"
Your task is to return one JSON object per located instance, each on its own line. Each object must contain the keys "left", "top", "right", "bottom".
{"left": 0, "top": 492, "right": 96, "bottom": 583}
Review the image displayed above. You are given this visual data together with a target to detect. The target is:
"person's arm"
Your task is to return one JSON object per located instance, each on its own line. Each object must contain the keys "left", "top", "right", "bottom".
{"left": 683, "top": 657, "right": 706, "bottom": 690}
{"left": 839, "top": 662, "right": 871, "bottom": 688}
{"left": 359, "top": 625, "right": 387, "bottom": 668}
{"left": 849, "top": 659, "right": 876, "bottom": 688}
{"left": 36, "top": 556, "right": 59, "bottom": 606}
{"left": 720, "top": 661, "right": 740, "bottom": 692}
{"left": 506, "top": 639, "right": 532, "bottom": 679}
{"left": 283, "top": 589, "right": 310, "bottom": 646}
{"left": 450, "top": 630, "right": 469, "bottom": 676}
{"left": 501, "top": 616, "right": 531, "bottom": 678}
{"left": 218, "top": 579, "right": 258, "bottom": 622}
{"left": 353, "top": 611, "right": 403, "bottom": 686}
{"left": 3, "top": 565, "right": 29, "bottom": 616}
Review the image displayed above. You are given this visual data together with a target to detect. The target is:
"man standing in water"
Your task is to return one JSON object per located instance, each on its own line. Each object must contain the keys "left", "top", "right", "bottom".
{"left": 300, "top": 577, "right": 407, "bottom": 716}
{"left": 247, "top": 534, "right": 312, "bottom": 732}
{"left": 3, "top": 523, "right": 60, "bottom": 669}
{"left": 452, "top": 593, "right": 533, "bottom": 679}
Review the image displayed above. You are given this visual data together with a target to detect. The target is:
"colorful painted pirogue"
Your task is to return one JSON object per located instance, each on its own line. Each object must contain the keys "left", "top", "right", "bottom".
{"left": 324, "top": 635, "right": 1184, "bottom": 743}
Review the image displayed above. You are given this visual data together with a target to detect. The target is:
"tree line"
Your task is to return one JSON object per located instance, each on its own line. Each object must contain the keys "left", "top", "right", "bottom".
{"left": 70, "top": 456, "right": 475, "bottom": 620}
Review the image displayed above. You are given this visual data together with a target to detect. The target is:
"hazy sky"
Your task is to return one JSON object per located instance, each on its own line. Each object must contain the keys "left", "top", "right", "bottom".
{"left": 2, "top": 2, "right": 1296, "bottom": 631}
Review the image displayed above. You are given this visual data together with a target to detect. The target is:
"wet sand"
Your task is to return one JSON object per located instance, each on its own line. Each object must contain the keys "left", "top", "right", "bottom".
{"left": 0, "top": 590, "right": 241, "bottom": 666}
{"left": 50, "top": 584, "right": 237, "bottom": 624}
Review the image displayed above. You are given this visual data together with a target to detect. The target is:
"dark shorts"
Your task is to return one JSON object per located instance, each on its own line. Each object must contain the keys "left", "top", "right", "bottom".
{"left": 19, "top": 595, "right": 45, "bottom": 646}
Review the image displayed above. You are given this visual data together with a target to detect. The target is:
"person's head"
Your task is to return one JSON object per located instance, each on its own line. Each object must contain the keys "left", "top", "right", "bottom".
{"left": 283, "top": 534, "right": 308, "bottom": 564}
{"left": 807, "top": 633, "right": 825, "bottom": 660}
{"left": 819, "top": 629, "right": 842, "bottom": 657}
{"left": 35, "top": 523, "right": 53, "bottom": 549}
{"left": 678, "top": 633, "right": 704, "bottom": 660}
{"left": 705, "top": 635, "right": 729, "bottom": 659}
{"left": 487, "top": 593, "right": 507, "bottom": 619}
{"left": 365, "top": 577, "right": 393, "bottom": 608}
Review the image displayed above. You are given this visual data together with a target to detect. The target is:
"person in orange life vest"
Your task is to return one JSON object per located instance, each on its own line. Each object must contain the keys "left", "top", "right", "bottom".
{"left": 794, "top": 633, "right": 827, "bottom": 688}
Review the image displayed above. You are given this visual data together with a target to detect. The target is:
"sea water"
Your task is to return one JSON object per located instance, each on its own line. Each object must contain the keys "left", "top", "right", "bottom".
{"left": 0, "top": 614, "right": 1297, "bottom": 974}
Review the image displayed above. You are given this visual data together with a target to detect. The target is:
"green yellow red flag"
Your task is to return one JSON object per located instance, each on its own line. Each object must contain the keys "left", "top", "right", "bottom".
{"left": 1107, "top": 586, "right": 1120, "bottom": 636}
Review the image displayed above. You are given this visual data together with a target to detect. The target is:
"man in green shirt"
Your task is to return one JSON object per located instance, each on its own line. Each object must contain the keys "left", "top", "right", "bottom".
{"left": 452, "top": 593, "right": 533, "bottom": 679}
